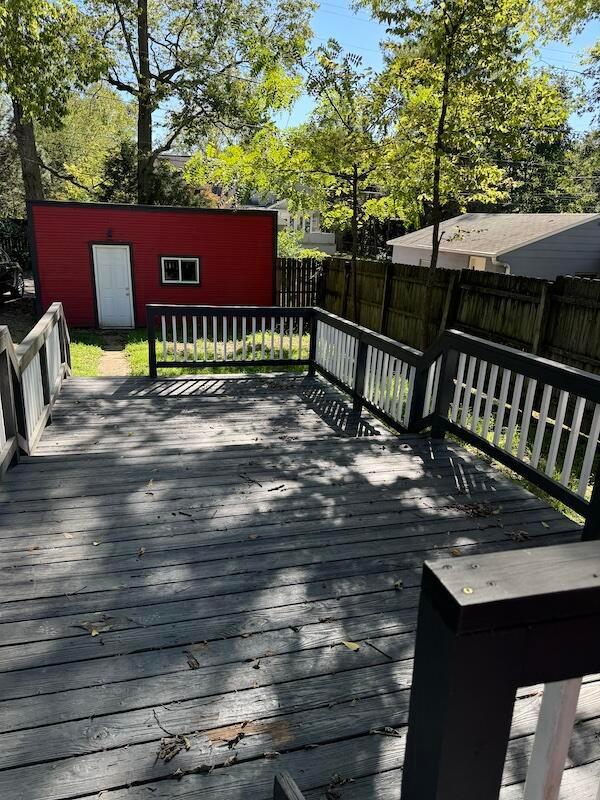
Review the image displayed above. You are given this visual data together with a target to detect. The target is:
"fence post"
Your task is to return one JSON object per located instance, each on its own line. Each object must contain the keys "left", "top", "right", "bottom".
{"left": 438, "top": 271, "right": 460, "bottom": 333}
{"left": 531, "top": 282, "right": 550, "bottom": 355}
{"left": 147, "top": 309, "right": 157, "bottom": 378}
{"left": 379, "top": 261, "right": 393, "bottom": 335}
{"left": 341, "top": 259, "right": 351, "bottom": 318}
{"left": 430, "top": 346, "right": 458, "bottom": 439}
{"left": 352, "top": 337, "right": 368, "bottom": 412}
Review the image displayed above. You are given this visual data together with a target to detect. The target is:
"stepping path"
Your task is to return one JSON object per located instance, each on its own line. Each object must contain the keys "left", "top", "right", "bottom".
{"left": 98, "top": 332, "right": 129, "bottom": 376}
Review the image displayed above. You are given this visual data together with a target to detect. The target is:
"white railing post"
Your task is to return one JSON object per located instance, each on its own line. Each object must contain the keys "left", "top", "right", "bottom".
{"left": 523, "top": 677, "right": 582, "bottom": 800}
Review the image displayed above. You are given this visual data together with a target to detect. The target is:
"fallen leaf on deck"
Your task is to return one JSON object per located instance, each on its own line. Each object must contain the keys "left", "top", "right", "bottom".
{"left": 342, "top": 640, "right": 360, "bottom": 651}
{"left": 157, "top": 733, "right": 192, "bottom": 762}
{"left": 263, "top": 751, "right": 280, "bottom": 759}
{"left": 92, "top": 541, "right": 100, "bottom": 546}
{"left": 63, "top": 533, "right": 73, "bottom": 539}
{"left": 184, "top": 650, "right": 200, "bottom": 670}
{"left": 451, "top": 547, "right": 461, "bottom": 556}
{"left": 506, "top": 530, "right": 530, "bottom": 542}
{"left": 541, "top": 521, "right": 550, "bottom": 528}
{"left": 248, "top": 534, "right": 258, "bottom": 540}
{"left": 138, "top": 547, "right": 146, "bottom": 557}
{"left": 370, "top": 726, "right": 403, "bottom": 737}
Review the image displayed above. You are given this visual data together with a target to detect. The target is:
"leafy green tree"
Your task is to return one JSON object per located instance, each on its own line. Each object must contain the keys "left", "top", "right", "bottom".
{"left": 363, "top": 0, "right": 570, "bottom": 271}
{"left": 277, "top": 229, "right": 328, "bottom": 260}
{"left": 0, "top": 0, "right": 104, "bottom": 200}
{"left": 0, "top": 99, "right": 25, "bottom": 216}
{"left": 88, "top": 0, "right": 314, "bottom": 205}
{"left": 97, "top": 140, "right": 209, "bottom": 206}
{"left": 37, "top": 85, "right": 135, "bottom": 200}
{"left": 187, "top": 43, "right": 396, "bottom": 321}
{"left": 557, "top": 129, "right": 600, "bottom": 210}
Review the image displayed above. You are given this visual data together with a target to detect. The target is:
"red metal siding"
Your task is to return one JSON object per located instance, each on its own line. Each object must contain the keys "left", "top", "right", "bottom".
{"left": 30, "top": 202, "right": 276, "bottom": 327}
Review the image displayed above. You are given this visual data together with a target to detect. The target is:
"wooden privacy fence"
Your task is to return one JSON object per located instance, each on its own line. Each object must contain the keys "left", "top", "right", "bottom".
{"left": 275, "top": 258, "right": 325, "bottom": 307}
{"left": 317, "top": 256, "right": 600, "bottom": 375}
{"left": 0, "top": 302, "right": 70, "bottom": 476}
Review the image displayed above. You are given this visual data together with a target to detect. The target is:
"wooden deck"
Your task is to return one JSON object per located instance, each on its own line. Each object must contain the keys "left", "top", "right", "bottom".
{"left": 0, "top": 373, "right": 595, "bottom": 800}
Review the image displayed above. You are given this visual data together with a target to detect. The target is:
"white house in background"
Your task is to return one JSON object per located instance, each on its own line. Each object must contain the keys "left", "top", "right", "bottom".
{"left": 387, "top": 213, "right": 600, "bottom": 279}
{"left": 159, "top": 154, "right": 336, "bottom": 255}
{"left": 267, "top": 199, "right": 336, "bottom": 255}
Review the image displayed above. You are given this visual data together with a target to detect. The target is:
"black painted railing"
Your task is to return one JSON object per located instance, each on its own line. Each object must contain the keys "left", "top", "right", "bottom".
{"left": 401, "top": 541, "right": 600, "bottom": 799}
{"left": 147, "top": 304, "right": 600, "bottom": 538}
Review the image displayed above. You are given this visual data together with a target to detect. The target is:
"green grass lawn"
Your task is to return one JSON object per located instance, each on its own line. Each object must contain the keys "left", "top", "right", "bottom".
{"left": 69, "top": 330, "right": 104, "bottom": 377}
{"left": 124, "top": 329, "right": 311, "bottom": 377}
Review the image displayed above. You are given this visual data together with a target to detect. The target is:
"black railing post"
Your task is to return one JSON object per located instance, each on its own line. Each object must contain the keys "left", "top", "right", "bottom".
{"left": 307, "top": 310, "right": 317, "bottom": 376}
{"left": 401, "top": 576, "right": 519, "bottom": 800}
{"left": 352, "top": 337, "right": 368, "bottom": 412}
{"left": 407, "top": 363, "right": 428, "bottom": 432}
{"left": 430, "top": 346, "right": 458, "bottom": 439}
{"left": 147, "top": 308, "right": 157, "bottom": 378}
{"left": 582, "top": 479, "right": 600, "bottom": 541}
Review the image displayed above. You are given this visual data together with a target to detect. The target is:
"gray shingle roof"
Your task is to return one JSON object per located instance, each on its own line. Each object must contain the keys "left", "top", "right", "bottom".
{"left": 387, "top": 213, "right": 600, "bottom": 256}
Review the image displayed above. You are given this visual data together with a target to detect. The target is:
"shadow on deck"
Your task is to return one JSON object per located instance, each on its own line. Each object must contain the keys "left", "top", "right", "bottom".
{"left": 0, "top": 374, "right": 588, "bottom": 800}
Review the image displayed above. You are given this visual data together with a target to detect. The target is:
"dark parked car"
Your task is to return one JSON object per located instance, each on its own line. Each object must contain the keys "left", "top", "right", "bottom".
{"left": 0, "top": 248, "right": 25, "bottom": 300}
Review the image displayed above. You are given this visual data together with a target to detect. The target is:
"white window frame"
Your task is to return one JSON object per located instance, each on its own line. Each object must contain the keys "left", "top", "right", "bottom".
{"left": 161, "top": 256, "right": 200, "bottom": 285}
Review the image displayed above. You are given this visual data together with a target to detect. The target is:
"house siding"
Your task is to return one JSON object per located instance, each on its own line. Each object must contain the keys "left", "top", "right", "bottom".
{"left": 30, "top": 202, "right": 276, "bottom": 327}
{"left": 391, "top": 245, "right": 470, "bottom": 270}
{"left": 503, "top": 218, "right": 600, "bottom": 279}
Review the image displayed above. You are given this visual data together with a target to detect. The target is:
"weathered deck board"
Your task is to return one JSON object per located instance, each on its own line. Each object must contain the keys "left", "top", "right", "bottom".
{"left": 0, "top": 374, "right": 590, "bottom": 800}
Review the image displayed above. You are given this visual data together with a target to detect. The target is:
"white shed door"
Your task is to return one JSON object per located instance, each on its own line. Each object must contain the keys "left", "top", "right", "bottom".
{"left": 92, "top": 245, "right": 134, "bottom": 328}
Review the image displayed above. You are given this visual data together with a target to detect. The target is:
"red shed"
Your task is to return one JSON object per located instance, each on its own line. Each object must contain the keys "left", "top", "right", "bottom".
{"left": 29, "top": 201, "right": 277, "bottom": 328}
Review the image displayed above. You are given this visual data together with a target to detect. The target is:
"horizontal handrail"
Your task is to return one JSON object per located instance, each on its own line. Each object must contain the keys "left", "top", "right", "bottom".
{"left": 0, "top": 302, "right": 70, "bottom": 476}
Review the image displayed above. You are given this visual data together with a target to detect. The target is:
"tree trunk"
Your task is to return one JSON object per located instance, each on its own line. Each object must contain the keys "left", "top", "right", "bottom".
{"left": 136, "top": 0, "right": 154, "bottom": 204}
{"left": 429, "top": 45, "right": 452, "bottom": 272}
{"left": 12, "top": 99, "right": 44, "bottom": 201}
{"left": 422, "top": 36, "right": 453, "bottom": 350}
{"left": 351, "top": 164, "right": 359, "bottom": 323}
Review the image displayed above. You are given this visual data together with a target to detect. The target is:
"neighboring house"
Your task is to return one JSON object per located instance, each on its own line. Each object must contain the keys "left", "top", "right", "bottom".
{"left": 266, "top": 199, "right": 336, "bottom": 255}
{"left": 160, "top": 155, "right": 336, "bottom": 255}
{"left": 29, "top": 201, "right": 276, "bottom": 328}
{"left": 387, "top": 213, "right": 600, "bottom": 279}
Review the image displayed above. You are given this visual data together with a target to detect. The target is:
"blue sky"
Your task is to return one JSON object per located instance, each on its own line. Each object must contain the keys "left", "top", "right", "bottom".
{"left": 279, "top": 0, "right": 599, "bottom": 133}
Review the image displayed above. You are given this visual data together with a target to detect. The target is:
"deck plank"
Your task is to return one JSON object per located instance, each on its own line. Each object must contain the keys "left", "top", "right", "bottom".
{"left": 0, "top": 373, "right": 588, "bottom": 800}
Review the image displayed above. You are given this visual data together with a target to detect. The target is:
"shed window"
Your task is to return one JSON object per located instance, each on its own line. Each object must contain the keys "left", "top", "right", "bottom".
{"left": 161, "top": 256, "right": 200, "bottom": 284}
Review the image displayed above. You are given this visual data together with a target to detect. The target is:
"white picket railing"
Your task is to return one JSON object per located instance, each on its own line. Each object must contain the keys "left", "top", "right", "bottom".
{"left": 0, "top": 302, "right": 71, "bottom": 476}
{"left": 148, "top": 306, "right": 312, "bottom": 374}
